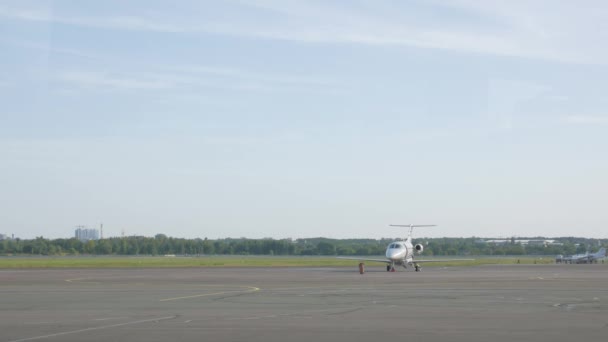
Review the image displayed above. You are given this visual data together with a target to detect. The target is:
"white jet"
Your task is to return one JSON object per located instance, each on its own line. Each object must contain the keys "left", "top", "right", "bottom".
{"left": 339, "top": 224, "right": 473, "bottom": 272}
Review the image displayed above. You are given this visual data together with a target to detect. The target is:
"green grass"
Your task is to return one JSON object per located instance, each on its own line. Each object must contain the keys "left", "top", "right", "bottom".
{"left": 0, "top": 255, "right": 567, "bottom": 268}
{"left": 0, "top": 256, "right": 352, "bottom": 268}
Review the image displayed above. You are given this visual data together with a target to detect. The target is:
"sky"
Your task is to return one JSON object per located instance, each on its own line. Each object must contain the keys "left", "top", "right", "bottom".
{"left": 1, "top": 0, "right": 608, "bottom": 240}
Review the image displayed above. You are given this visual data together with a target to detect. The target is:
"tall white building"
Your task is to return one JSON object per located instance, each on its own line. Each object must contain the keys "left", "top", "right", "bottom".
{"left": 75, "top": 227, "right": 99, "bottom": 242}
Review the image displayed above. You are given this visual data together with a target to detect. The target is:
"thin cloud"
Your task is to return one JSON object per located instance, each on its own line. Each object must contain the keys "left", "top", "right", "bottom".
{"left": 153, "top": 65, "right": 347, "bottom": 93}
{"left": 4, "top": 37, "right": 338, "bottom": 92}
{"left": 224, "top": 1, "right": 608, "bottom": 65}
{"left": 57, "top": 71, "right": 174, "bottom": 90}
{"left": 169, "top": 65, "right": 339, "bottom": 87}
{"left": 0, "top": 6, "right": 51, "bottom": 22}
{"left": 3, "top": 1, "right": 608, "bottom": 64}
{"left": 561, "top": 115, "right": 608, "bottom": 125}
{"left": 1, "top": 38, "right": 98, "bottom": 59}
{"left": 0, "top": 5, "right": 183, "bottom": 32}
{"left": 54, "top": 67, "right": 340, "bottom": 95}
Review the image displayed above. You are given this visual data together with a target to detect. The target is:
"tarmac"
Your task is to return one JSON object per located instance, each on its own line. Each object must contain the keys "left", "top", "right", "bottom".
{"left": 1, "top": 264, "right": 607, "bottom": 342}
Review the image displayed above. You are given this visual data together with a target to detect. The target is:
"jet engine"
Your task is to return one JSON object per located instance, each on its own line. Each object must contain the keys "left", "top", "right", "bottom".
{"left": 414, "top": 244, "right": 424, "bottom": 254}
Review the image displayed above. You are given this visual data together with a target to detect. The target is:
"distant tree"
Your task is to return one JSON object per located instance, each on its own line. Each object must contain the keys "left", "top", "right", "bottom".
{"left": 336, "top": 246, "right": 355, "bottom": 255}
{"left": 317, "top": 241, "right": 336, "bottom": 255}
{"left": 96, "top": 240, "right": 112, "bottom": 254}
{"left": 33, "top": 237, "right": 48, "bottom": 255}
{"left": 48, "top": 244, "right": 57, "bottom": 255}
{"left": 576, "top": 244, "right": 587, "bottom": 254}
{"left": 84, "top": 240, "right": 96, "bottom": 254}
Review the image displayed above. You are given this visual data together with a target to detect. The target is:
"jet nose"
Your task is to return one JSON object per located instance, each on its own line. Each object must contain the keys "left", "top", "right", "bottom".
{"left": 386, "top": 250, "right": 400, "bottom": 259}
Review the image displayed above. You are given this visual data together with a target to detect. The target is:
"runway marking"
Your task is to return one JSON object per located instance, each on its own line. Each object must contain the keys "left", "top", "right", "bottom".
{"left": 64, "top": 278, "right": 100, "bottom": 284}
{"left": 93, "top": 316, "right": 128, "bottom": 321}
{"left": 262, "top": 285, "right": 376, "bottom": 293}
{"left": 231, "top": 307, "right": 363, "bottom": 321}
{"left": 7, "top": 316, "right": 176, "bottom": 342}
{"left": 159, "top": 286, "right": 260, "bottom": 302}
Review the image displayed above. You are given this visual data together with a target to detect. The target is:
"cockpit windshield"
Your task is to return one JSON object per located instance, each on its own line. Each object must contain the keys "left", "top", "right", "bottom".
{"left": 389, "top": 244, "right": 403, "bottom": 249}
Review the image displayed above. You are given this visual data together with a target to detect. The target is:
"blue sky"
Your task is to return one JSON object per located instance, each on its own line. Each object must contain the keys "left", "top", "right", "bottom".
{"left": 1, "top": 0, "right": 608, "bottom": 239}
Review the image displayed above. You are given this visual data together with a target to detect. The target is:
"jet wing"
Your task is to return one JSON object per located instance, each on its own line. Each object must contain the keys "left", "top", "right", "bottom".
{"left": 412, "top": 259, "right": 474, "bottom": 263}
{"left": 337, "top": 257, "right": 391, "bottom": 264}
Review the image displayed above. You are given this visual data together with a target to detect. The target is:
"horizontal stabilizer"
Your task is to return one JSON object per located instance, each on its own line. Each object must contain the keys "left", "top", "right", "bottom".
{"left": 390, "top": 224, "right": 436, "bottom": 238}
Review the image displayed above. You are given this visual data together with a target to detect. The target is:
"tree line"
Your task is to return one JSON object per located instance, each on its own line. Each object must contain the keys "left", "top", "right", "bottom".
{"left": 0, "top": 235, "right": 605, "bottom": 257}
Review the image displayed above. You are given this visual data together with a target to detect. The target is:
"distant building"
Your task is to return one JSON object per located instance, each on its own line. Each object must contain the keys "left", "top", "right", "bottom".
{"left": 485, "top": 239, "right": 510, "bottom": 245}
{"left": 75, "top": 227, "right": 99, "bottom": 242}
{"left": 0, "top": 233, "right": 7, "bottom": 241}
{"left": 484, "top": 239, "right": 560, "bottom": 246}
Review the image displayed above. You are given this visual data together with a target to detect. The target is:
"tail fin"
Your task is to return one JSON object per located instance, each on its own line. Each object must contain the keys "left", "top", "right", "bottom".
{"left": 597, "top": 248, "right": 606, "bottom": 257}
{"left": 389, "top": 224, "right": 436, "bottom": 238}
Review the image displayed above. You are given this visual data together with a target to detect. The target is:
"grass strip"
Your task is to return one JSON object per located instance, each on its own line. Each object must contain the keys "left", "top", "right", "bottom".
{"left": 0, "top": 256, "right": 563, "bottom": 268}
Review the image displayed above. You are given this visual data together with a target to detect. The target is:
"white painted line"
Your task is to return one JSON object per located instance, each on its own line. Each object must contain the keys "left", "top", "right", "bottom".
{"left": 230, "top": 307, "right": 359, "bottom": 321}
{"left": 64, "top": 278, "right": 100, "bottom": 284}
{"left": 93, "top": 317, "right": 129, "bottom": 321}
{"left": 7, "top": 316, "right": 176, "bottom": 342}
{"left": 160, "top": 286, "right": 259, "bottom": 302}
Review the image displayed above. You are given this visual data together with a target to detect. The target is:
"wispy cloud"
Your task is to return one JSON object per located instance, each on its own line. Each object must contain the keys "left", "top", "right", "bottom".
{"left": 57, "top": 71, "right": 174, "bottom": 91}
{"left": 561, "top": 115, "right": 608, "bottom": 125}
{"left": 0, "top": 5, "right": 183, "bottom": 32}
{"left": 2, "top": 1, "right": 608, "bottom": 64}
{"left": 53, "top": 65, "right": 342, "bottom": 94}
{"left": 1, "top": 38, "right": 99, "bottom": 59}
{"left": 169, "top": 65, "right": 339, "bottom": 87}
{"left": 203, "top": 0, "right": 608, "bottom": 65}
{"left": 0, "top": 6, "right": 50, "bottom": 22}
{"left": 2, "top": 35, "right": 338, "bottom": 92}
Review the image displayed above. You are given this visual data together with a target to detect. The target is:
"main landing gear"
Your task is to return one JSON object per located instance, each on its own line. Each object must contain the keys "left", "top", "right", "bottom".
{"left": 385, "top": 263, "right": 421, "bottom": 272}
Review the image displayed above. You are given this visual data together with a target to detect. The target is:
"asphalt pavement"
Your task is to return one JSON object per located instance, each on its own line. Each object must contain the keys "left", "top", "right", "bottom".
{"left": 1, "top": 264, "right": 607, "bottom": 342}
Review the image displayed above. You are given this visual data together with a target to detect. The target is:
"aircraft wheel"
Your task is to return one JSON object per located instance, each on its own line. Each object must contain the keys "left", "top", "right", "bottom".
{"left": 386, "top": 265, "right": 391, "bottom": 272}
